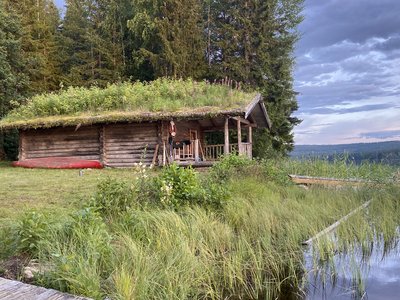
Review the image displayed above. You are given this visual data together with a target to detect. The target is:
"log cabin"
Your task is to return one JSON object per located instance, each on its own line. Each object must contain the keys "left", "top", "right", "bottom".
{"left": 0, "top": 79, "right": 271, "bottom": 168}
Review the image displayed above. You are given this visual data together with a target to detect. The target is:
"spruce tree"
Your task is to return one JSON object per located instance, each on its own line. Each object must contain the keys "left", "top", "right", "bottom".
{"left": 128, "top": 0, "right": 206, "bottom": 79}
{"left": 205, "top": 0, "right": 303, "bottom": 156}
{"left": 0, "top": 0, "right": 29, "bottom": 159}
{"left": 60, "top": 0, "right": 128, "bottom": 87}
{"left": 5, "top": 0, "right": 62, "bottom": 93}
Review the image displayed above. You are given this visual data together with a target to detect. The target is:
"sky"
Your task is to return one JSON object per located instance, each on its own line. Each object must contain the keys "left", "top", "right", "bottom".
{"left": 54, "top": 0, "right": 400, "bottom": 145}
{"left": 294, "top": 0, "right": 400, "bottom": 145}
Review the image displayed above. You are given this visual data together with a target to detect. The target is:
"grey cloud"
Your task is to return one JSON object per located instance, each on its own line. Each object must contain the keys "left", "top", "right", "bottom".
{"left": 298, "top": 0, "right": 400, "bottom": 54}
{"left": 308, "top": 104, "right": 394, "bottom": 115}
{"left": 359, "top": 130, "right": 400, "bottom": 140}
{"left": 374, "top": 35, "right": 400, "bottom": 52}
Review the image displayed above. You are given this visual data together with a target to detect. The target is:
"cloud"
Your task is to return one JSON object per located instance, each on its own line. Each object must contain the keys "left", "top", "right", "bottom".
{"left": 359, "top": 130, "right": 400, "bottom": 140}
{"left": 293, "top": 0, "right": 400, "bottom": 144}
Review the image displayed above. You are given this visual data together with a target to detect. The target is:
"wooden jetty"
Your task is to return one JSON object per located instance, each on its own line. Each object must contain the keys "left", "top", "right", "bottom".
{"left": 0, "top": 277, "right": 91, "bottom": 300}
{"left": 289, "top": 174, "right": 370, "bottom": 186}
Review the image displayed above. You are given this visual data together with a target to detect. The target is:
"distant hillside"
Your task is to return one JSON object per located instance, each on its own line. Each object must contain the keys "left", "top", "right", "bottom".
{"left": 291, "top": 141, "right": 400, "bottom": 166}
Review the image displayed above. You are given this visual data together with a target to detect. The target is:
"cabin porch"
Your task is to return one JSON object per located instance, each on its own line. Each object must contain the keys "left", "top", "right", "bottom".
{"left": 160, "top": 116, "right": 254, "bottom": 166}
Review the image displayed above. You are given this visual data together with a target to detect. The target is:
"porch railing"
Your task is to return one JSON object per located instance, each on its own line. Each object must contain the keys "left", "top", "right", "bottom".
{"left": 172, "top": 139, "right": 199, "bottom": 161}
{"left": 204, "top": 143, "right": 252, "bottom": 160}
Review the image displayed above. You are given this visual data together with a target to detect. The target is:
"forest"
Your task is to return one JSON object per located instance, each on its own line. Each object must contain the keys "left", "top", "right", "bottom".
{"left": 291, "top": 141, "right": 400, "bottom": 166}
{"left": 0, "top": 0, "right": 303, "bottom": 160}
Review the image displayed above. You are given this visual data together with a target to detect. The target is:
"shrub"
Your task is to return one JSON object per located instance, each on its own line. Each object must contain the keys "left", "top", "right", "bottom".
{"left": 16, "top": 211, "right": 51, "bottom": 257}
{"left": 89, "top": 178, "right": 134, "bottom": 217}
{"left": 210, "top": 154, "right": 255, "bottom": 182}
{"left": 155, "top": 163, "right": 202, "bottom": 209}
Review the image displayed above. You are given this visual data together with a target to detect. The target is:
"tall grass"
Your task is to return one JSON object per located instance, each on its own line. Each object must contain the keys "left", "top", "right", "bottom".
{"left": 1, "top": 157, "right": 399, "bottom": 299}
{"left": 282, "top": 155, "right": 398, "bottom": 182}
{"left": 1, "top": 78, "right": 256, "bottom": 124}
{"left": 36, "top": 179, "right": 377, "bottom": 299}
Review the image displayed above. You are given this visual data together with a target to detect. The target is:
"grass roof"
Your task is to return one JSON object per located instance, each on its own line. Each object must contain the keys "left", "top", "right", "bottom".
{"left": 0, "top": 78, "right": 259, "bottom": 130}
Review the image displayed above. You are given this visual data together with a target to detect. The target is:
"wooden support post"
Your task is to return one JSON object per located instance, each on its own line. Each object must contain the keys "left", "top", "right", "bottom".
{"left": 224, "top": 117, "right": 229, "bottom": 155}
{"left": 18, "top": 131, "right": 25, "bottom": 160}
{"left": 237, "top": 118, "right": 242, "bottom": 155}
{"left": 248, "top": 126, "right": 252, "bottom": 144}
{"left": 248, "top": 126, "right": 253, "bottom": 159}
{"left": 163, "top": 141, "right": 166, "bottom": 166}
{"left": 152, "top": 144, "right": 159, "bottom": 166}
{"left": 194, "top": 139, "right": 199, "bottom": 161}
{"left": 99, "top": 125, "right": 106, "bottom": 164}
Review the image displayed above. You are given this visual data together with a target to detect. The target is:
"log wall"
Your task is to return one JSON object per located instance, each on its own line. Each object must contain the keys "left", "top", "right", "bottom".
{"left": 21, "top": 126, "right": 101, "bottom": 160}
{"left": 19, "top": 120, "right": 209, "bottom": 167}
{"left": 104, "top": 123, "right": 158, "bottom": 167}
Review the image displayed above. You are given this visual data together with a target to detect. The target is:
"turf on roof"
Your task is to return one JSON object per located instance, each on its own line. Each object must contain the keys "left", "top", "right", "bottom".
{"left": 0, "top": 78, "right": 258, "bottom": 130}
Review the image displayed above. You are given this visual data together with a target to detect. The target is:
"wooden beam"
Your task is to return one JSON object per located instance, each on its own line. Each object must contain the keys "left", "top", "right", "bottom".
{"left": 224, "top": 117, "right": 229, "bottom": 155}
{"left": 152, "top": 144, "right": 159, "bottom": 166}
{"left": 244, "top": 94, "right": 262, "bottom": 119}
{"left": 231, "top": 116, "right": 257, "bottom": 127}
{"left": 302, "top": 200, "right": 372, "bottom": 245}
{"left": 248, "top": 126, "right": 252, "bottom": 144}
{"left": 99, "top": 125, "right": 106, "bottom": 164}
{"left": 19, "top": 131, "right": 26, "bottom": 160}
{"left": 231, "top": 116, "right": 250, "bottom": 125}
{"left": 237, "top": 118, "right": 242, "bottom": 155}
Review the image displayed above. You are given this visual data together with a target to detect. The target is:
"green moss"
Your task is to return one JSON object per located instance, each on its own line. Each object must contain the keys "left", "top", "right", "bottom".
{"left": 0, "top": 78, "right": 257, "bottom": 129}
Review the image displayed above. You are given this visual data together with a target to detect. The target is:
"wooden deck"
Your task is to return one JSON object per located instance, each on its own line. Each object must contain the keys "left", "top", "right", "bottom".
{"left": 289, "top": 174, "right": 371, "bottom": 186}
{"left": 176, "top": 160, "right": 216, "bottom": 168}
{"left": 0, "top": 277, "right": 91, "bottom": 300}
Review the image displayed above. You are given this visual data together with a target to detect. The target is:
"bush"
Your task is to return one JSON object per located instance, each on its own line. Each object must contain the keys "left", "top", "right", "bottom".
{"left": 16, "top": 211, "right": 51, "bottom": 257}
{"left": 210, "top": 154, "right": 256, "bottom": 182}
{"left": 154, "top": 163, "right": 202, "bottom": 209}
{"left": 89, "top": 178, "right": 134, "bottom": 217}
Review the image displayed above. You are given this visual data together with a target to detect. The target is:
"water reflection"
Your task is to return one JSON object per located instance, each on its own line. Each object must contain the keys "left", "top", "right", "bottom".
{"left": 304, "top": 236, "right": 400, "bottom": 299}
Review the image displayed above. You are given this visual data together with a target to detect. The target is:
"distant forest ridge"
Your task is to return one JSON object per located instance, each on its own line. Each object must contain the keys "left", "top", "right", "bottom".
{"left": 291, "top": 141, "right": 400, "bottom": 166}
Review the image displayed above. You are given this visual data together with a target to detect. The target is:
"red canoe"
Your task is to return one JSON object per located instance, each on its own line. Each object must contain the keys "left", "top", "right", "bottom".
{"left": 13, "top": 157, "right": 103, "bottom": 169}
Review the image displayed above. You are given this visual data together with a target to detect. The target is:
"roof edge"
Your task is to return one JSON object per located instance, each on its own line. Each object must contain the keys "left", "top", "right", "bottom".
{"left": 0, "top": 109, "right": 246, "bottom": 131}
{"left": 244, "top": 94, "right": 272, "bottom": 129}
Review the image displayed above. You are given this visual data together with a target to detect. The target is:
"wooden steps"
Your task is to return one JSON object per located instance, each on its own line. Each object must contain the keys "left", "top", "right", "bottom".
{"left": 0, "top": 277, "right": 92, "bottom": 300}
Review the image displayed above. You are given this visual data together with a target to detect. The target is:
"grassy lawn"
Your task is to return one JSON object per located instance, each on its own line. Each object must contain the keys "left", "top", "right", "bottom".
{"left": 0, "top": 162, "right": 138, "bottom": 221}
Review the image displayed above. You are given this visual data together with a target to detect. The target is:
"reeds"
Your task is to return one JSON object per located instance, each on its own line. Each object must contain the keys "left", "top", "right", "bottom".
{"left": 1, "top": 157, "right": 399, "bottom": 299}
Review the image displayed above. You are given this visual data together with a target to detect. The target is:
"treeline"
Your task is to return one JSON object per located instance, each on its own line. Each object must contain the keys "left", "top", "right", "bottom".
{"left": 291, "top": 141, "right": 400, "bottom": 166}
{"left": 0, "top": 0, "right": 303, "bottom": 159}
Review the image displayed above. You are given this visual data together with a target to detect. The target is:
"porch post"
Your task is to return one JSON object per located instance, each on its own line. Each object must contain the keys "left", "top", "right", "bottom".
{"left": 237, "top": 118, "right": 242, "bottom": 155}
{"left": 248, "top": 126, "right": 253, "bottom": 159}
{"left": 224, "top": 117, "right": 229, "bottom": 155}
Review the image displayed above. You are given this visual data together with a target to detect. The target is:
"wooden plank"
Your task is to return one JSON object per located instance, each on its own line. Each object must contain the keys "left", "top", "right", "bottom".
{"left": 237, "top": 118, "right": 242, "bottom": 155}
{"left": 302, "top": 200, "right": 372, "bottom": 245}
{"left": 244, "top": 94, "right": 262, "bottom": 119}
{"left": 99, "top": 125, "right": 106, "bottom": 163}
{"left": 224, "top": 118, "right": 229, "bottom": 155}
{"left": 0, "top": 277, "right": 91, "bottom": 300}
{"left": 152, "top": 144, "right": 159, "bottom": 165}
{"left": 19, "top": 131, "right": 25, "bottom": 160}
{"left": 25, "top": 147, "right": 100, "bottom": 154}
{"left": 105, "top": 143, "right": 157, "bottom": 149}
{"left": 288, "top": 174, "right": 370, "bottom": 186}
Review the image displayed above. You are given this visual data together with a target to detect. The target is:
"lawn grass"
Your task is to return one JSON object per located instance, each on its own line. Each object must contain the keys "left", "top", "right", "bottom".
{"left": 0, "top": 162, "right": 139, "bottom": 221}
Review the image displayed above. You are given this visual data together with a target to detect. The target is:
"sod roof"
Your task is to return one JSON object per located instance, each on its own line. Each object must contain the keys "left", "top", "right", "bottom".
{"left": 0, "top": 78, "right": 265, "bottom": 130}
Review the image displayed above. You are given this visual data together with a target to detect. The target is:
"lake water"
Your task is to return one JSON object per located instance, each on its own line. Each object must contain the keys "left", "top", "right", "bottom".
{"left": 304, "top": 237, "right": 400, "bottom": 299}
